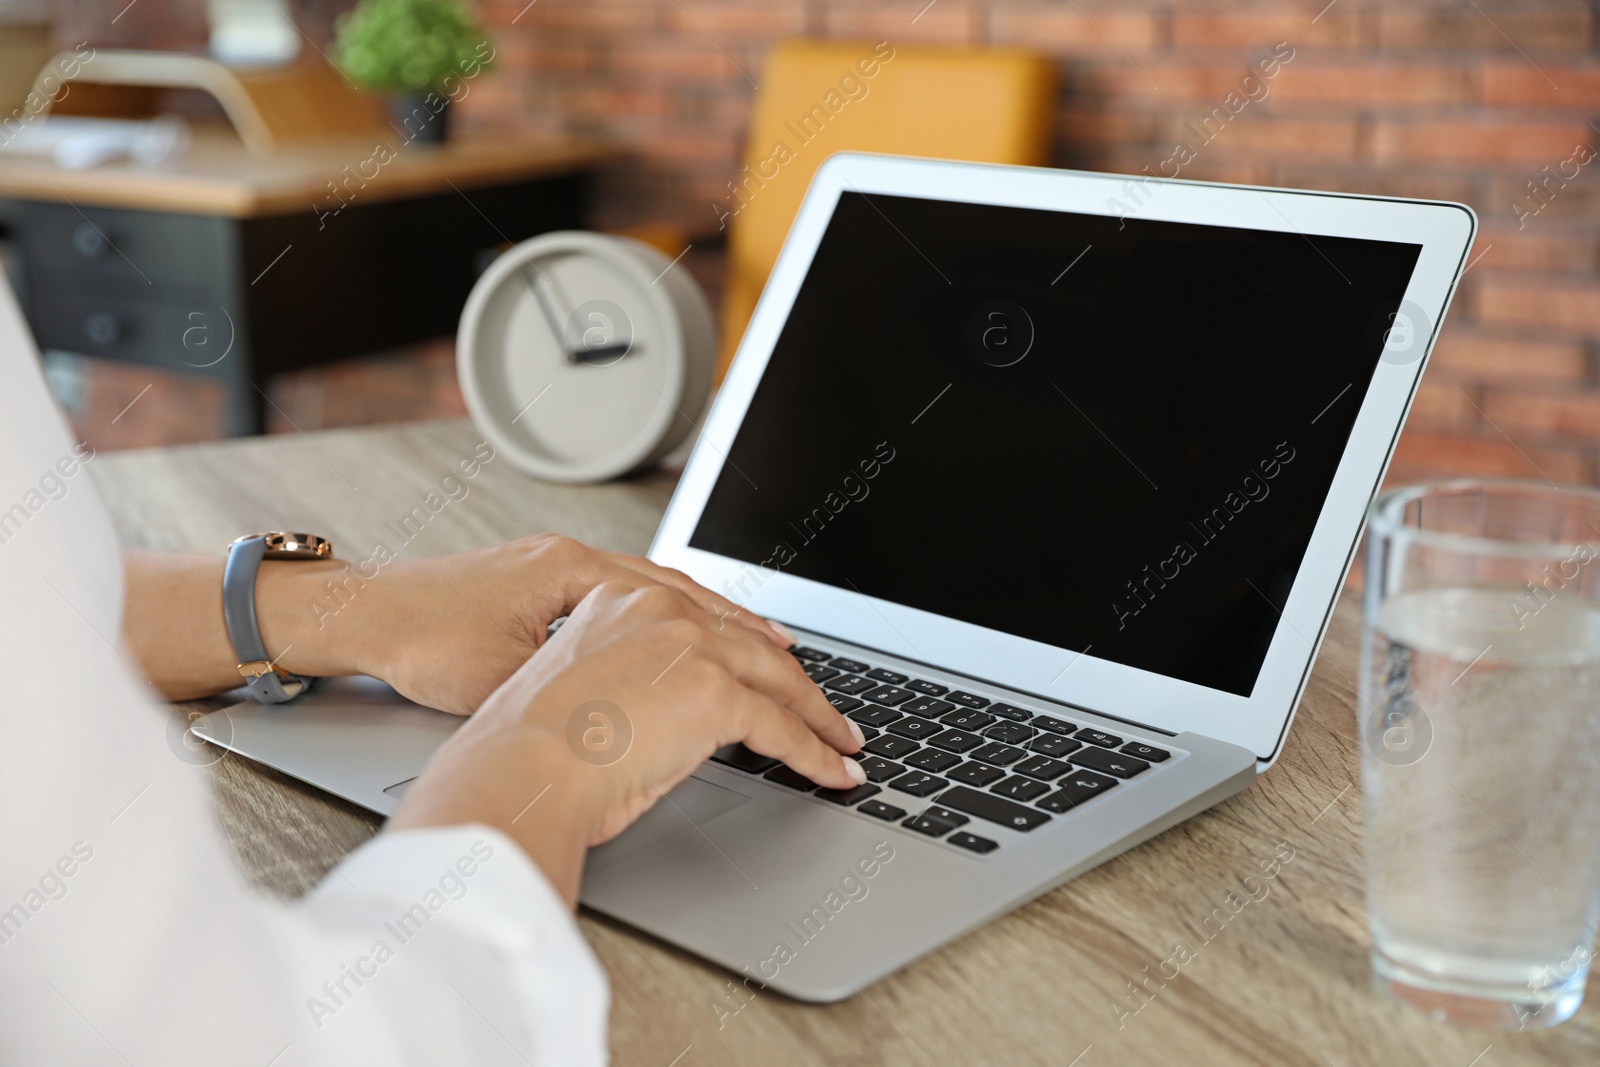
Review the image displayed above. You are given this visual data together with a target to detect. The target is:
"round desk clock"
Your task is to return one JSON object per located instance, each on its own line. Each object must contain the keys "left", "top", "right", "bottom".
{"left": 457, "top": 231, "right": 717, "bottom": 483}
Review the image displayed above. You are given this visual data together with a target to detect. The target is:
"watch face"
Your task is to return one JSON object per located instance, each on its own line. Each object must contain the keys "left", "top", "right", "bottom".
{"left": 233, "top": 532, "right": 333, "bottom": 560}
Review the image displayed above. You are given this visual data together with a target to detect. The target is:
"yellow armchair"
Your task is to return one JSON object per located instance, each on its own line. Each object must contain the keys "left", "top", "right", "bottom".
{"left": 716, "top": 40, "right": 1057, "bottom": 381}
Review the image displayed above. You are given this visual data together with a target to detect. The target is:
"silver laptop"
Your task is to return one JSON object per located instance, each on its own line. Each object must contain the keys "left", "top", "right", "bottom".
{"left": 194, "top": 154, "right": 1475, "bottom": 1002}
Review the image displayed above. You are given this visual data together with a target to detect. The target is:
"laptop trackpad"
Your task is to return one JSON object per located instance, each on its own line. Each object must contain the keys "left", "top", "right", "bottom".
{"left": 586, "top": 774, "right": 749, "bottom": 867}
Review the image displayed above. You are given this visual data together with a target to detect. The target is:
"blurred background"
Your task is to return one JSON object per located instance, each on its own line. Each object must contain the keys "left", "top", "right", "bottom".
{"left": 4, "top": 0, "right": 1598, "bottom": 491}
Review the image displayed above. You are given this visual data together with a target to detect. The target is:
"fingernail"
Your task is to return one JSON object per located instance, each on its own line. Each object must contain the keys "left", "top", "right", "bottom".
{"left": 845, "top": 717, "right": 865, "bottom": 749}
{"left": 844, "top": 758, "right": 867, "bottom": 786}
{"left": 770, "top": 620, "right": 798, "bottom": 647}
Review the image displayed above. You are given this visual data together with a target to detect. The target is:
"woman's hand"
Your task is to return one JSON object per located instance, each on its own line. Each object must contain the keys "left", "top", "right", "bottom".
{"left": 122, "top": 535, "right": 794, "bottom": 711}
{"left": 294, "top": 534, "right": 795, "bottom": 714}
{"left": 389, "top": 579, "right": 868, "bottom": 905}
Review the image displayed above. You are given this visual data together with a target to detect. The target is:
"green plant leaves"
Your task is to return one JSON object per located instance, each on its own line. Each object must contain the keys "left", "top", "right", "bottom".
{"left": 332, "top": 0, "right": 495, "bottom": 93}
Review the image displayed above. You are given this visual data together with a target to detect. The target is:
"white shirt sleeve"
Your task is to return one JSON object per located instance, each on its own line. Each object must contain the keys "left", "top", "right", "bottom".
{"left": 0, "top": 282, "right": 609, "bottom": 1066}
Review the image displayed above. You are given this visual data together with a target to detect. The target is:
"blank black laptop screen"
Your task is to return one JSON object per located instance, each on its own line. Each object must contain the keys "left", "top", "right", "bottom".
{"left": 689, "top": 191, "right": 1423, "bottom": 696}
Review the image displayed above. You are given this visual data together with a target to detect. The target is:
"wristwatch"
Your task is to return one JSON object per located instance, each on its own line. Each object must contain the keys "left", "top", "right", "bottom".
{"left": 224, "top": 532, "right": 333, "bottom": 703}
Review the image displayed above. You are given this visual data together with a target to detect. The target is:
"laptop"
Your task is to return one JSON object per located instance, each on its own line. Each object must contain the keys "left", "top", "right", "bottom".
{"left": 193, "top": 153, "right": 1475, "bottom": 1001}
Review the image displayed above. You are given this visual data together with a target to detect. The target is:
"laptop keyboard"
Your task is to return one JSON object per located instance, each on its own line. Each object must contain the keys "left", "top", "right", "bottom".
{"left": 709, "top": 644, "right": 1178, "bottom": 856}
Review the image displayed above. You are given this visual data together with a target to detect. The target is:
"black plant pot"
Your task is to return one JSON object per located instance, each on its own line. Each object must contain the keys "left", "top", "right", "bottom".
{"left": 388, "top": 92, "right": 451, "bottom": 144}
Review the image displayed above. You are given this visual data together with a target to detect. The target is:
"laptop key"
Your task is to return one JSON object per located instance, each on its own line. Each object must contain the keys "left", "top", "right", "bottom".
{"left": 904, "top": 811, "right": 962, "bottom": 837}
{"left": 1032, "top": 715, "right": 1076, "bottom": 735}
{"left": 1038, "top": 769, "right": 1118, "bottom": 811}
{"left": 988, "top": 702, "right": 1033, "bottom": 722}
{"left": 829, "top": 657, "right": 870, "bottom": 674}
{"left": 790, "top": 646, "right": 832, "bottom": 661}
{"left": 939, "top": 786, "right": 1053, "bottom": 831}
{"left": 816, "top": 783, "right": 882, "bottom": 806}
{"left": 971, "top": 742, "right": 1025, "bottom": 767}
{"left": 1070, "top": 747, "right": 1151, "bottom": 778}
{"left": 865, "top": 668, "right": 909, "bottom": 685}
{"left": 864, "top": 735, "right": 920, "bottom": 760}
{"left": 904, "top": 679, "right": 949, "bottom": 697}
{"left": 887, "top": 717, "right": 942, "bottom": 741}
{"left": 901, "top": 696, "right": 955, "bottom": 718}
{"left": 948, "top": 760, "right": 1005, "bottom": 787}
{"left": 858, "top": 799, "right": 906, "bottom": 821}
{"left": 1014, "top": 755, "right": 1072, "bottom": 781}
{"left": 1076, "top": 728, "right": 1124, "bottom": 748}
{"left": 991, "top": 776, "right": 1050, "bottom": 802}
{"left": 804, "top": 664, "right": 841, "bottom": 684}
{"left": 863, "top": 684, "right": 917, "bottom": 706}
{"left": 946, "top": 691, "right": 991, "bottom": 709}
{"left": 920, "top": 805, "right": 969, "bottom": 828}
{"left": 1031, "top": 733, "right": 1082, "bottom": 758}
{"left": 826, "top": 675, "right": 877, "bottom": 695}
{"left": 857, "top": 756, "right": 905, "bottom": 783}
{"left": 711, "top": 743, "right": 779, "bottom": 774}
{"left": 928, "top": 728, "right": 982, "bottom": 753}
{"left": 947, "top": 832, "right": 998, "bottom": 854}
{"left": 903, "top": 748, "right": 960, "bottom": 773}
{"left": 858, "top": 725, "right": 880, "bottom": 742}
{"left": 850, "top": 704, "right": 902, "bottom": 728}
{"left": 764, "top": 765, "right": 818, "bottom": 791}
{"left": 827, "top": 694, "right": 865, "bottom": 714}
{"left": 1035, "top": 791, "right": 1077, "bottom": 813}
{"left": 942, "top": 709, "right": 994, "bottom": 730}
{"left": 985, "top": 722, "right": 1034, "bottom": 745}
{"left": 888, "top": 771, "right": 947, "bottom": 797}
{"left": 1122, "top": 742, "right": 1171, "bottom": 763}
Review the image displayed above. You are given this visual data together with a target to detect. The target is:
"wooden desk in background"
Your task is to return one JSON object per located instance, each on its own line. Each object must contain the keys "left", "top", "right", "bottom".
{"left": 0, "top": 133, "right": 610, "bottom": 434}
{"left": 90, "top": 419, "right": 1599, "bottom": 1067}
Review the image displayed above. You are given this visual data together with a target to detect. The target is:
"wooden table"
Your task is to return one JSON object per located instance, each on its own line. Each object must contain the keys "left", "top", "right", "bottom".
{"left": 91, "top": 418, "right": 1600, "bottom": 1067}
{"left": 2, "top": 131, "right": 609, "bottom": 434}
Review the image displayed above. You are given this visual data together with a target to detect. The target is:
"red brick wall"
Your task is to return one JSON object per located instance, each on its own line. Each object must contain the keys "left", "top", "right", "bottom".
{"left": 463, "top": 0, "right": 1600, "bottom": 488}
{"left": 56, "top": 2, "right": 1600, "bottom": 486}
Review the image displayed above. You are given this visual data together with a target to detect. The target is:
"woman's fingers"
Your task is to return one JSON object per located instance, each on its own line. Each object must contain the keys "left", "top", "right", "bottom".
{"left": 627, "top": 583, "right": 861, "bottom": 757}
{"left": 559, "top": 581, "right": 864, "bottom": 784}
{"left": 600, "top": 551, "right": 793, "bottom": 648}
{"left": 723, "top": 686, "right": 866, "bottom": 790}
{"left": 700, "top": 627, "right": 862, "bottom": 755}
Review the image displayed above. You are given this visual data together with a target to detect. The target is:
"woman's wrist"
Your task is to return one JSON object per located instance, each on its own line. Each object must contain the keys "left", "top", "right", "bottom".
{"left": 388, "top": 724, "right": 602, "bottom": 907}
{"left": 255, "top": 558, "right": 388, "bottom": 681}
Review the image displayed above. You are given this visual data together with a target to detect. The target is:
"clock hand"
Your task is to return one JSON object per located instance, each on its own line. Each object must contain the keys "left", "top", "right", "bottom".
{"left": 520, "top": 265, "right": 573, "bottom": 356}
{"left": 521, "top": 265, "right": 641, "bottom": 365}
{"left": 568, "top": 342, "right": 634, "bottom": 365}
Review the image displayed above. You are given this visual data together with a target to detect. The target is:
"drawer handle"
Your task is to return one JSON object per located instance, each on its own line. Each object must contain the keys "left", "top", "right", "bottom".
{"left": 72, "top": 222, "right": 109, "bottom": 258}
{"left": 84, "top": 311, "right": 122, "bottom": 345}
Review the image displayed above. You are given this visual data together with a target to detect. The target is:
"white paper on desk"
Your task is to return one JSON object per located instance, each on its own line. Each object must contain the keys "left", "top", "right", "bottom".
{"left": 0, "top": 115, "right": 191, "bottom": 169}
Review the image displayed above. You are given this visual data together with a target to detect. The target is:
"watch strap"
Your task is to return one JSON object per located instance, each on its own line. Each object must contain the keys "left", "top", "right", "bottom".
{"left": 223, "top": 536, "right": 309, "bottom": 703}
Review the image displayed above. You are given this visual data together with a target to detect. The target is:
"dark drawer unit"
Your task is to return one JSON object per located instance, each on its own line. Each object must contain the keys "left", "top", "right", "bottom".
{"left": 9, "top": 170, "right": 589, "bottom": 435}
{"left": 29, "top": 272, "right": 233, "bottom": 373}
{"left": 22, "top": 201, "right": 232, "bottom": 288}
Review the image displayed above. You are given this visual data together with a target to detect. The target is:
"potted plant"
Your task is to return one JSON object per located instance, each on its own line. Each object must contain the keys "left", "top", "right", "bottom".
{"left": 332, "top": 0, "right": 495, "bottom": 144}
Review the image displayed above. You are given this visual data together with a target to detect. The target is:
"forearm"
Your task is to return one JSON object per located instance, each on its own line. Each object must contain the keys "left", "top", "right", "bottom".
{"left": 122, "top": 548, "right": 598, "bottom": 908}
{"left": 120, "top": 550, "right": 373, "bottom": 700}
{"left": 389, "top": 724, "right": 597, "bottom": 908}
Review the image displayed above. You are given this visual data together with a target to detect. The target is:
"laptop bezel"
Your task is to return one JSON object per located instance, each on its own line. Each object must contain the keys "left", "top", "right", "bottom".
{"left": 650, "top": 152, "right": 1476, "bottom": 765}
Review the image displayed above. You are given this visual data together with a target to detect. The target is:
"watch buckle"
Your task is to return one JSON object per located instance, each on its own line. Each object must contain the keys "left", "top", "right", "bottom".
{"left": 238, "top": 660, "right": 290, "bottom": 682}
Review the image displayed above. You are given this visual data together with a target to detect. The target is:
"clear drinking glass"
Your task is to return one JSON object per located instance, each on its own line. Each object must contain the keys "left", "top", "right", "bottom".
{"left": 1362, "top": 480, "right": 1600, "bottom": 1029}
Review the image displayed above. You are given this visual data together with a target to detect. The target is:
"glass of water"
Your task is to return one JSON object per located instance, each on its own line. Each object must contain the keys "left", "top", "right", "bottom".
{"left": 1362, "top": 480, "right": 1600, "bottom": 1029}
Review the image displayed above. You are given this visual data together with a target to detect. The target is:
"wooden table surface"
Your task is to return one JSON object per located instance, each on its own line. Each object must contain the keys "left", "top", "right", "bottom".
{"left": 0, "top": 127, "right": 613, "bottom": 216}
{"left": 91, "top": 417, "right": 1600, "bottom": 1067}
